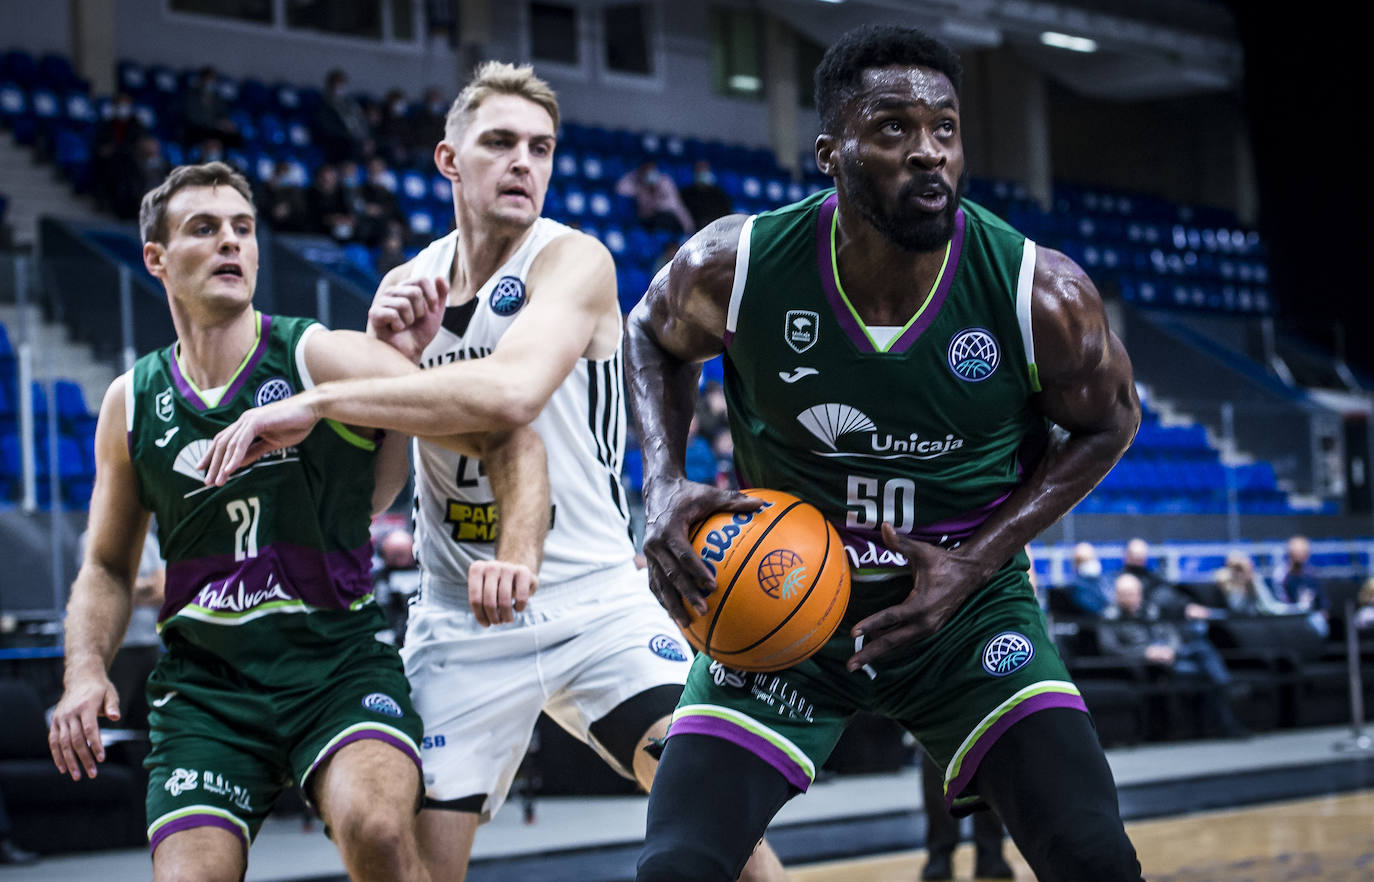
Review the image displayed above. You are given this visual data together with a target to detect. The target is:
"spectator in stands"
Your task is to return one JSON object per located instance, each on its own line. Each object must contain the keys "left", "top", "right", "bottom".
{"left": 358, "top": 157, "right": 403, "bottom": 246}
{"left": 1274, "top": 535, "right": 1331, "bottom": 636}
{"left": 177, "top": 66, "right": 240, "bottom": 148}
{"left": 1355, "top": 578, "right": 1374, "bottom": 631}
{"left": 312, "top": 69, "right": 373, "bottom": 164}
{"left": 133, "top": 135, "right": 170, "bottom": 195}
{"left": 308, "top": 163, "right": 358, "bottom": 242}
{"left": 0, "top": 788, "right": 37, "bottom": 865}
{"left": 93, "top": 91, "right": 148, "bottom": 217}
{"left": 376, "top": 220, "right": 409, "bottom": 276}
{"left": 375, "top": 88, "right": 415, "bottom": 168}
{"left": 1068, "top": 541, "right": 1111, "bottom": 614}
{"left": 408, "top": 86, "right": 448, "bottom": 155}
{"left": 1100, "top": 573, "right": 1247, "bottom": 737}
{"left": 1216, "top": 550, "right": 1287, "bottom": 616}
{"left": 679, "top": 160, "right": 733, "bottom": 231}
{"left": 260, "top": 160, "right": 309, "bottom": 233}
{"left": 373, "top": 528, "right": 420, "bottom": 646}
{"left": 1119, "top": 537, "right": 1212, "bottom": 622}
{"left": 616, "top": 158, "right": 695, "bottom": 235}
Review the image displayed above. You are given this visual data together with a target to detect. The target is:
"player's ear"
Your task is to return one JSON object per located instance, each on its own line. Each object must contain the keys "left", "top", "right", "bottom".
{"left": 143, "top": 241, "right": 167, "bottom": 279}
{"left": 815, "top": 133, "right": 838, "bottom": 178}
{"left": 435, "top": 140, "right": 460, "bottom": 182}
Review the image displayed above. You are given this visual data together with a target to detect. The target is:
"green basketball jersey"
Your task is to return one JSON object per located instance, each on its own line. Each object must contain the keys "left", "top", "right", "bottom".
{"left": 723, "top": 190, "right": 1047, "bottom": 578}
{"left": 126, "top": 312, "right": 382, "bottom": 681}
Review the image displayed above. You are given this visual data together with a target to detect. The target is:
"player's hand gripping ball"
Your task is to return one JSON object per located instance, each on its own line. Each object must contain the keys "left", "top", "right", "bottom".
{"left": 686, "top": 489, "right": 851, "bottom": 672}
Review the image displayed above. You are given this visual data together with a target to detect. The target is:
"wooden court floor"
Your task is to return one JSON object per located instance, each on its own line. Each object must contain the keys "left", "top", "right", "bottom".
{"left": 789, "top": 791, "right": 1374, "bottom": 881}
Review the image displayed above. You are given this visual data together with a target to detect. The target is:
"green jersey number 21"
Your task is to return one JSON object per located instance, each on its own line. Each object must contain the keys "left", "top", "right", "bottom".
{"left": 226, "top": 496, "right": 261, "bottom": 561}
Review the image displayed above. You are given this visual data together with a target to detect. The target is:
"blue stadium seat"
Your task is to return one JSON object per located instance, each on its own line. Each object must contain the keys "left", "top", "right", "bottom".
{"left": 238, "top": 79, "right": 271, "bottom": 113}
{"left": 37, "top": 53, "right": 82, "bottom": 91}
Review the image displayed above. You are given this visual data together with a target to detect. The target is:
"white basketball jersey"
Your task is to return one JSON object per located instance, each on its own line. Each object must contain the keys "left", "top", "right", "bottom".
{"left": 408, "top": 220, "right": 635, "bottom": 608}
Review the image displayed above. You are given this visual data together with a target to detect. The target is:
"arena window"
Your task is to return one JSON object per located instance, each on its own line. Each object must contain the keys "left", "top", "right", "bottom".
{"left": 529, "top": 2, "right": 581, "bottom": 67}
{"left": 710, "top": 6, "right": 763, "bottom": 99}
{"left": 602, "top": 3, "right": 652, "bottom": 76}
{"left": 169, "top": 0, "right": 272, "bottom": 24}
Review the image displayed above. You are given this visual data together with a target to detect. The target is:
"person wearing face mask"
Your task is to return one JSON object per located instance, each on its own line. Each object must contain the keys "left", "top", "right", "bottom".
{"left": 94, "top": 91, "right": 149, "bottom": 217}
{"left": 1068, "top": 541, "right": 1112, "bottom": 615}
{"left": 376, "top": 88, "right": 416, "bottom": 167}
{"left": 312, "top": 69, "right": 373, "bottom": 164}
{"left": 680, "top": 160, "right": 734, "bottom": 231}
{"left": 616, "top": 158, "right": 695, "bottom": 236}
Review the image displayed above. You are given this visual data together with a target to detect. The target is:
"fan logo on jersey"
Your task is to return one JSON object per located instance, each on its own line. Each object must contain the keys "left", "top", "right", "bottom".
{"left": 254, "top": 377, "right": 293, "bottom": 407}
{"left": 648, "top": 634, "right": 688, "bottom": 662}
{"left": 784, "top": 310, "right": 819, "bottom": 353}
{"left": 156, "top": 386, "right": 175, "bottom": 422}
{"left": 981, "top": 631, "right": 1035, "bottom": 676}
{"left": 757, "top": 549, "right": 806, "bottom": 599}
{"left": 362, "top": 692, "right": 404, "bottom": 718}
{"left": 489, "top": 275, "right": 527, "bottom": 316}
{"left": 947, "top": 327, "right": 1000, "bottom": 382}
{"left": 796, "top": 403, "right": 965, "bottom": 461}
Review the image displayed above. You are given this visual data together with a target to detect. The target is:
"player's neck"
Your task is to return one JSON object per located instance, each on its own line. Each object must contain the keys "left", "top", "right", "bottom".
{"left": 833, "top": 206, "right": 950, "bottom": 326}
{"left": 449, "top": 215, "right": 537, "bottom": 302}
{"left": 171, "top": 305, "right": 260, "bottom": 390}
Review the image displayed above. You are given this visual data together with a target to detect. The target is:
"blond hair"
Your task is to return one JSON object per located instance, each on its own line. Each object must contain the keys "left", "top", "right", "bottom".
{"left": 139, "top": 161, "right": 255, "bottom": 244}
{"left": 444, "top": 61, "right": 560, "bottom": 144}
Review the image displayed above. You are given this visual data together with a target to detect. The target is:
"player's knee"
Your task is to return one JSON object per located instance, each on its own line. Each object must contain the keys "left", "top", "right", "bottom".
{"left": 333, "top": 806, "right": 411, "bottom": 859}
{"left": 1032, "top": 811, "right": 1140, "bottom": 882}
{"left": 637, "top": 841, "right": 736, "bottom": 882}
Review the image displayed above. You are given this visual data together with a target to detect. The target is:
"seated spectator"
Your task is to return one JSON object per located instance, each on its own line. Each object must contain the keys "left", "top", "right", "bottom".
{"left": 1100, "top": 573, "right": 1247, "bottom": 738}
{"left": 1119, "top": 537, "right": 1213, "bottom": 623}
{"left": 374, "top": 88, "right": 415, "bottom": 167}
{"left": 376, "top": 220, "right": 409, "bottom": 275}
{"left": 92, "top": 91, "right": 148, "bottom": 217}
{"left": 260, "top": 160, "right": 310, "bottom": 233}
{"left": 313, "top": 68, "right": 373, "bottom": 164}
{"left": 1216, "top": 550, "right": 1288, "bottom": 616}
{"left": 308, "top": 163, "right": 359, "bottom": 242}
{"left": 1355, "top": 578, "right": 1374, "bottom": 632}
{"left": 358, "top": 157, "right": 402, "bottom": 245}
{"left": 373, "top": 529, "right": 420, "bottom": 646}
{"left": 1274, "top": 534, "right": 1331, "bottom": 637}
{"left": 178, "top": 65, "right": 241, "bottom": 148}
{"left": 679, "top": 160, "right": 734, "bottom": 230}
{"left": 616, "top": 158, "right": 695, "bottom": 235}
{"left": 1067, "top": 541, "right": 1111, "bottom": 615}
{"left": 409, "top": 85, "right": 449, "bottom": 155}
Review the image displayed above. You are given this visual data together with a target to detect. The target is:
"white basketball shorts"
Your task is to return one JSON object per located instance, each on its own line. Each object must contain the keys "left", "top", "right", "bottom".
{"left": 400, "top": 559, "right": 692, "bottom": 821}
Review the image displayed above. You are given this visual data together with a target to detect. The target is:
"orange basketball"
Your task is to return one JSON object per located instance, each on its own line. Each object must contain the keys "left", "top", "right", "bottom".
{"left": 685, "top": 489, "right": 851, "bottom": 672}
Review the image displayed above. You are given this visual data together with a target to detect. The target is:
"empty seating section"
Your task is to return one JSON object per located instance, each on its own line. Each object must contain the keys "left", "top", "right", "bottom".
{"left": 0, "top": 323, "right": 98, "bottom": 509}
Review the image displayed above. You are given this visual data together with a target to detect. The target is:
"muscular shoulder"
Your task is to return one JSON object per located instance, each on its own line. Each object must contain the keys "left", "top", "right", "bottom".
{"left": 527, "top": 229, "right": 618, "bottom": 312}
{"left": 670, "top": 213, "right": 751, "bottom": 302}
{"left": 1030, "top": 245, "right": 1111, "bottom": 381}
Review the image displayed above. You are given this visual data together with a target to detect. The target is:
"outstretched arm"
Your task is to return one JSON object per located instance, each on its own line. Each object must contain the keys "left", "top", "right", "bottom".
{"left": 201, "top": 233, "right": 618, "bottom": 483}
{"left": 50, "top": 376, "right": 150, "bottom": 780}
{"left": 849, "top": 246, "right": 1140, "bottom": 668}
{"left": 625, "top": 215, "right": 763, "bottom": 626}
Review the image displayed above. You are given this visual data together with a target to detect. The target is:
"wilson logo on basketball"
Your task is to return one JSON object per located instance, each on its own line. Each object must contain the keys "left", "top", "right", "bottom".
{"left": 757, "top": 550, "right": 806, "bottom": 599}
{"left": 698, "top": 501, "right": 775, "bottom": 578}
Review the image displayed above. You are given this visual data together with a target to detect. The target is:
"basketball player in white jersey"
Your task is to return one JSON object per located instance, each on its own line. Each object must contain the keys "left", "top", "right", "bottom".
{"left": 201, "top": 63, "right": 783, "bottom": 882}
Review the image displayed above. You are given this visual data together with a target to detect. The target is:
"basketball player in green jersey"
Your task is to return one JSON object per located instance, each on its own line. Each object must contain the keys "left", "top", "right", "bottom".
{"left": 46, "top": 162, "right": 546, "bottom": 881}
{"left": 628, "top": 26, "right": 1143, "bottom": 882}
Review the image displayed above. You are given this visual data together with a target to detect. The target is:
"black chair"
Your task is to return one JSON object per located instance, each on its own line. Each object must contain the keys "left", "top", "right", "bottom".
{"left": 0, "top": 677, "right": 146, "bottom": 854}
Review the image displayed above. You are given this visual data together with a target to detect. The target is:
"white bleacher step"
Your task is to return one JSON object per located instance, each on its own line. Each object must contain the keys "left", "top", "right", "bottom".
{"left": 0, "top": 302, "right": 118, "bottom": 412}
{"left": 0, "top": 132, "right": 105, "bottom": 247}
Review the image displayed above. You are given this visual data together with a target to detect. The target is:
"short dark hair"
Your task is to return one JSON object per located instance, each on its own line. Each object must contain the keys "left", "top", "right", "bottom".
{"left": 814, "top": 25, "right": 964, "bottom": 134}
{"left": 139, "top": 161, "right": 255, "bottom": 244}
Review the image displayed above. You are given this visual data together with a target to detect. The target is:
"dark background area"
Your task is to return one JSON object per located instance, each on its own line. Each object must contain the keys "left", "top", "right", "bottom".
{"left": 1229, "top": 3, "right": 1370, "bottom": 371}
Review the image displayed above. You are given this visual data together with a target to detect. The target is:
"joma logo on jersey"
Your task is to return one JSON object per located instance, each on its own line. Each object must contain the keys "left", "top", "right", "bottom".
{"left": 797, "top": 404, "right": 965, "bottom": 461}
{"left": 445, "top": 500, "right": 500, "bottom": 542}
{"left": 784, "top": 310, "right": 819, "bottom": 353}
{"left": 698, "top": 501, "right": 775, "bottom": 577}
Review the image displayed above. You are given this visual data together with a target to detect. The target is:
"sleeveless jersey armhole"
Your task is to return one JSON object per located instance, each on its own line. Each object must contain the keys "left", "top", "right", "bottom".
{"left": 723, "top": 215, "right": 756, "bottom": 349}
{"left": 1015, "top": 237, "right": 1040, "bottom": 392}
{"left": 294, "top": 321, "right": 323, "bottom": 390}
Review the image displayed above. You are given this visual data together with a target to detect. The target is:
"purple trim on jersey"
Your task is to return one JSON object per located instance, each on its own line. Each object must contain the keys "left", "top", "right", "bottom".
{"left": 723, "top": 328, "right": 735, "bottom": 348}
{"left": 306, "top": 729, "right": 421, "bottom": 786}
{"left": 943, "top": 691, "right": 1089, "bottom": 812}
{"left": 168, "top": 314, "right": 273, "bottom": 411}
{"left": 814, "top": 196, "right": 965, "bottom": 354}
{"left": 815, "top": 194, "right": 871, "bottom": 352}
{"left": 148, "top": 812, "right": 248, "bottom": 857}
{"left": 669, "top": 714, "right": 812, "bottom": 792}
{"left": 887, "top": 208, "right": 965, "bottom": 354}
{"left": 161, "top": 542, "right": 373, "bottom": 622}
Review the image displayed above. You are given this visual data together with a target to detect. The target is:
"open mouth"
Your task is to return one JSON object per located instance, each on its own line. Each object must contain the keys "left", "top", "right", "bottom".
{"left": 212, "top": 264, "right": 243, "bottom": 278}
{"left": 500, "top": 185, "right": 530, "bottom": 201}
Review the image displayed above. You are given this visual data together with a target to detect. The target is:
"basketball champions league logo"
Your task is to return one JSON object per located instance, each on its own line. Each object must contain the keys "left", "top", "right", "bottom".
{"left": 490, "top": 276, "right": 527, "bottom": 316}
{"left": 947, "top": 327, "right": 1000, "bottom": 382}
